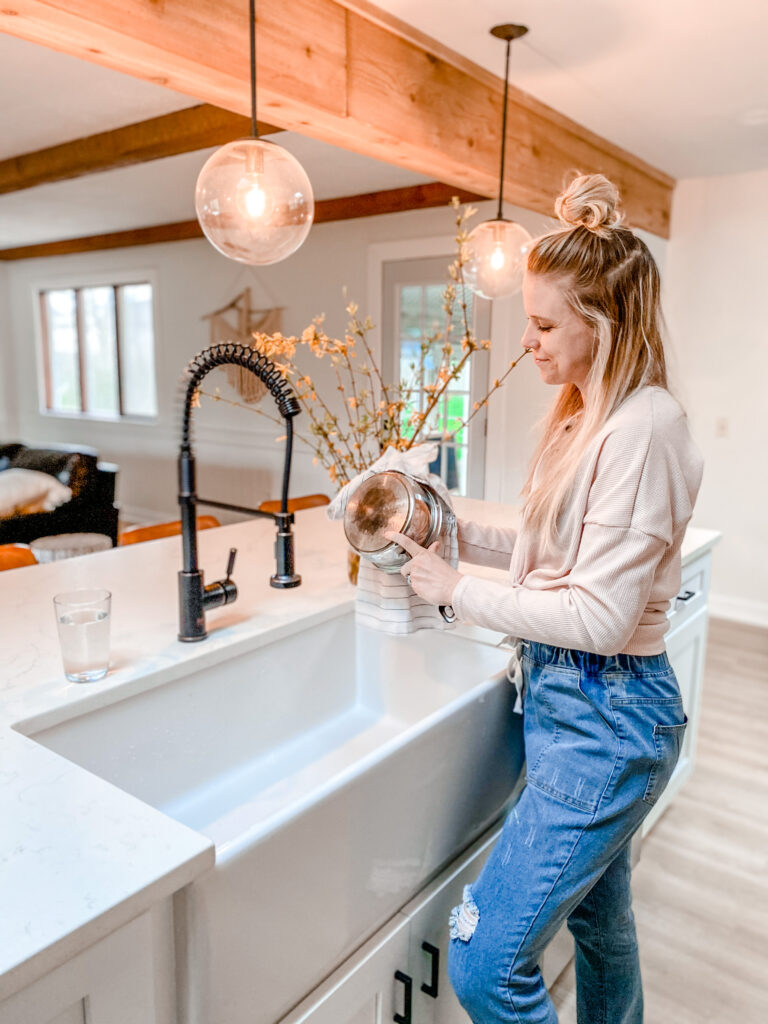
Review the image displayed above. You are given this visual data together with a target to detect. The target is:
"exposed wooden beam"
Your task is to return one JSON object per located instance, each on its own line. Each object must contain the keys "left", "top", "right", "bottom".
{"left": 0, "top": 182, "right": 488, "bottom": 260}
{"left": 0, "top": 105, "right": 281, "bottom": 194}
{"left": 0, "top": 221, "right": 203, "bottom": 260}
{"left": 0, "top": 0, "right": 674, "bottom": 235}
{"left": 313, "top": 182, "right": 485, "bottom": 223}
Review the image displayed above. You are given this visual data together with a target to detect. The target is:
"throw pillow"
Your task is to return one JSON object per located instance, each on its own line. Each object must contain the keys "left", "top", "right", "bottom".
{"left": 0, "top": 469, "right": 72, "bottom": 518}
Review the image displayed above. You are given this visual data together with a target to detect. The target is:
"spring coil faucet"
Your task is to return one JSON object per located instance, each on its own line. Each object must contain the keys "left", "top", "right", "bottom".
{"left": 178, "top": 343, "right": 302, "bottom": 641}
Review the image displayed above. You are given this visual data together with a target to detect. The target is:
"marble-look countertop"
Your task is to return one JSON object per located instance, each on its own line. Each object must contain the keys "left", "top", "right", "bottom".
{"left": 0, "top": 498, "right": 720, "bottom": 999}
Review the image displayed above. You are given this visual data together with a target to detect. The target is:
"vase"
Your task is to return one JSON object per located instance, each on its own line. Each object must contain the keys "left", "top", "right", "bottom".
{"left": 347, "top": 548, "right": 360, "bottom": 586}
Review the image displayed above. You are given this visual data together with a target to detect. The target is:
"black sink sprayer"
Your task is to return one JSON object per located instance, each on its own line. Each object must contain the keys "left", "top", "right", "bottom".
{"left": 177, "top": 343, "right": 302, "bottom": 642}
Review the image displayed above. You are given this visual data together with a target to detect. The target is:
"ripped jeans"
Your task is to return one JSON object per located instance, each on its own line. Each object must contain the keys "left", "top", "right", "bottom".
{"left": 447, "top": 641, "right": 688, "bottom": 1024}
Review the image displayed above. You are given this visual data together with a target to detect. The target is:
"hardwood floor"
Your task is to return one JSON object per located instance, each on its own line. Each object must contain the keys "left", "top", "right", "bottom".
{"left": 550, "top": 617, "right": 768, "bottom": 1022}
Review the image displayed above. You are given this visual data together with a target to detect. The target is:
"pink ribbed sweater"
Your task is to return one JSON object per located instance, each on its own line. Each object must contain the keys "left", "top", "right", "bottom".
{"left": 451, "top": 386, "right": 704, "bottom": 656}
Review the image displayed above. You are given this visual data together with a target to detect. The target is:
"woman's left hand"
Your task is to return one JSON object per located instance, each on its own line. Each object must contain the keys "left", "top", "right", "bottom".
{"left": 384, "top": 531, "right": 463, "bottom": 606}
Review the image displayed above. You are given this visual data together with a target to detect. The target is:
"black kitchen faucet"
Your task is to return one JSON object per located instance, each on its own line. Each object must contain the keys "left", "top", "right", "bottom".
{"left": 177, "top": 343, "right": 302, "bottom": 642}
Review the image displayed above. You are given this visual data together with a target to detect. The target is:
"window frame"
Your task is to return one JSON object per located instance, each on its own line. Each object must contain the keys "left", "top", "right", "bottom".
{"left": 33, "top": 269, "right": 160, "bottom": 424}
{"left": 380, "top": 253, "right": 490, "bottom": 499}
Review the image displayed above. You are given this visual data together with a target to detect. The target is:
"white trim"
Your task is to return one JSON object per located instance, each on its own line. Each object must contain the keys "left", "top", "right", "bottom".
{"left": 708, "top": 592, "right": 768, "bottom": 630}
{"left": 366, "top": 235, "right": 456, "bottom": 369}
{"left": 484, "top": 295, "right": 518, "bottom": 504}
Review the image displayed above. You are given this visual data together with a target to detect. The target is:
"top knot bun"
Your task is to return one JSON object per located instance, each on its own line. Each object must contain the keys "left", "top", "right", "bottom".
{"left": 554, "top": 173, "right": 623, "bottom": 236}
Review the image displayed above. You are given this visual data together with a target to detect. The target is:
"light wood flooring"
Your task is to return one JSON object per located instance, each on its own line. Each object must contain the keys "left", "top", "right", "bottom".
{"left": 550, "top": 618, "right": 768, "bottom": 1023}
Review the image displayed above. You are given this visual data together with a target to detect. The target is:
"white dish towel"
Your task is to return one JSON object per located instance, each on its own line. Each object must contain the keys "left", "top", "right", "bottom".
{"left": 326, "top": 443, "right": 459, "bottom": 635}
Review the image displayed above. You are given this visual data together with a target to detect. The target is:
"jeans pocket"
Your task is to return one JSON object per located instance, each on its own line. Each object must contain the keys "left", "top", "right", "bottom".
{"left": 525, "top": 663, "right": 618, "bottom": 813}
{"left": 642, "top": 716, "right": 688, "bottom": 806}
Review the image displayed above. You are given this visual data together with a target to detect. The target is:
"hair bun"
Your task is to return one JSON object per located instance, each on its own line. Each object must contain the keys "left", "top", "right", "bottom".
{"left": 554, "top": 173, "right": 623, "bottom": 236}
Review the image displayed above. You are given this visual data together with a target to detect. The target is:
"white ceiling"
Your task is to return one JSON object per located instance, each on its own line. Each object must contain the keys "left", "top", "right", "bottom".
{"left": 0, "top": 0, "right": 766, "bottom": 248}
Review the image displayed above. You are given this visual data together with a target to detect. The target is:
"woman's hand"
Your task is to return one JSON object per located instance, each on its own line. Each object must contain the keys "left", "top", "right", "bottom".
{"left": 384, "top": 531, "right": 463, "bottom": 606}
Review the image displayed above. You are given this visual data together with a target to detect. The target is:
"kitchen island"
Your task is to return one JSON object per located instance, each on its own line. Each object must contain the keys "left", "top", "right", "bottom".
{"left": 0, "top": 499, "right": 720, "bottom": 1023}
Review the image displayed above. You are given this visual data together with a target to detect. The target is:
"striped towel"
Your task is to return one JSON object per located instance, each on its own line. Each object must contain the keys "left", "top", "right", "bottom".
{"left": 327, "top": 443, "right": 460, "bottom": 635}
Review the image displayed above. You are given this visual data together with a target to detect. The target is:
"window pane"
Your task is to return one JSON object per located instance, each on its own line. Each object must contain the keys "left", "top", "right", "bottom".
{"left": 119, "top": 284, "right": 157, "bottom": 417}
{"left": 45, "top": 289, "right": 80, "bottom": 412}
{"left": 398, "top": 285, "right": 422, "bottom": 343}
{"left": 424, "top": 285, "right": 444, "bottom": 333}
{"left": 82, "top": 287, "right": 119, "bottom": 417}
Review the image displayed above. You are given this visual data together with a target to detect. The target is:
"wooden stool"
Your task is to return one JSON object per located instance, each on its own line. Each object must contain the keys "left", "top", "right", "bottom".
{"left": 0, "top": 543, "right": 37, "bottom": 571}
{"left": 257, "top": 494, "right": 330, "bottom": 515}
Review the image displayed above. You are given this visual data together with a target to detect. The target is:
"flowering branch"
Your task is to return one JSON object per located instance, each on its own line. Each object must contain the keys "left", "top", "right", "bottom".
{"left": 205, "top": 200, "right": 528, "bottom": 488}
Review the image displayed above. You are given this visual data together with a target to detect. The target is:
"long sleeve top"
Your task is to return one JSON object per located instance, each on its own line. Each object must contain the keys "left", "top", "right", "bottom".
{"left": 451, "top": 386, "right": 705, "bottom": 656}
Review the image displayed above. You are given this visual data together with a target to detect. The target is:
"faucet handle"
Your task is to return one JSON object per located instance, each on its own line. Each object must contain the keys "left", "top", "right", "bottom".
{"left": 225, "top": 547, "right": 237, "bottom": 581}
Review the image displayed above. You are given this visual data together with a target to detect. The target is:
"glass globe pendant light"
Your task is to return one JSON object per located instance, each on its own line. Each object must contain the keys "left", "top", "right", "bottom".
{"left": 464, "top": 25, "right": 532, "bottom": 300}
{"left": 195, "top": 0, "right": 314, "bottom": 265}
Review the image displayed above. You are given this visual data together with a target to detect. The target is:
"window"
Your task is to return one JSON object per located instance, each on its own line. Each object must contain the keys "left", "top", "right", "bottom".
{"left": 38, "top": 282, "right": 158, "bottom": 418}
{"left": 382, "top": 256, "right": 490, "bottom": 498}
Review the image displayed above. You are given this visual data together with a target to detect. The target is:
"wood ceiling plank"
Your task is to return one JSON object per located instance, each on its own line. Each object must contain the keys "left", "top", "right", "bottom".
{"left": 0, "top": 0, "right": 674, "bottom": 236}
{"left": 0, "top": 106, "right": 282, "bottom": 194}
{"left": 0, "top": 182, "right": 487, "bottom": 259}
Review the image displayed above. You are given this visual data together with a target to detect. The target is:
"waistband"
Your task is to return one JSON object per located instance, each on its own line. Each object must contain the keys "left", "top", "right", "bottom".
{"left": 523, "top": 640, "right": 671, "bottom": 676}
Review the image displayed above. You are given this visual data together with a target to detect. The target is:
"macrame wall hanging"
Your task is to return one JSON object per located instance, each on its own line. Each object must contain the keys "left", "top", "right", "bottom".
{"left": 202, "top": 289, "right": 283, "bottom": 404}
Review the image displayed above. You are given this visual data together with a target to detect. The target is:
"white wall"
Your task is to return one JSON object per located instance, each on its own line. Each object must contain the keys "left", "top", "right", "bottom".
{"left": 4, "top": 198, "right": 555, "bottom": 523}
{"left": 664, "top": 167, "right": 768, "bottom": 627}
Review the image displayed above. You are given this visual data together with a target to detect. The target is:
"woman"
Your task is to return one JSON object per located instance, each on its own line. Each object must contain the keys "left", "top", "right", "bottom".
{"left": 386, "top": 173, "right": 704, "bottom": 1023}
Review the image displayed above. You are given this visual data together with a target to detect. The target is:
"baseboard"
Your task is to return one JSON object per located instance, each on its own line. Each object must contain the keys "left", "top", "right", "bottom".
{"left": 707, "top": 616, "right": 768, "bottom": 654}
{"left": 708, "top": 593, "right": 768, "bottom": 630}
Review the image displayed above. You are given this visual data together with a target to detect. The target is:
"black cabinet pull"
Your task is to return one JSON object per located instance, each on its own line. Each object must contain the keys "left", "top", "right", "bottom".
{"left": 393, "top": 970, "right": 412, "bottom": 1024}
{"left": 421, "top": 941, "right": 440, "bottom": 998}
{"left": 676, "top": 589, "right": 696, "bottom": 603}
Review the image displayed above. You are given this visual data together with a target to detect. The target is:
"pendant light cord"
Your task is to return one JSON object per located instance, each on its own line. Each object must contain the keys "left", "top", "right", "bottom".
{"left": 496, "top": 37, "right": 512, "bottom": 221}
{"left": 250, "top": 0, "right": 259, "bottom": 139}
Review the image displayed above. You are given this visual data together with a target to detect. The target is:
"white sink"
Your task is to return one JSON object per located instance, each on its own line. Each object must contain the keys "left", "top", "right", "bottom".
{"left": 23, "top": 610, "right": 524, "bottom": 1024}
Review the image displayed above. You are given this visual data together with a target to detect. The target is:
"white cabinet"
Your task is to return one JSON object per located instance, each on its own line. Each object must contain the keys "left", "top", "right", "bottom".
{"left": 0, "top": 902, "right": 176, "bottom": 1024}
{"left": 281, "top": 822, "right": 572, "bottom": 1024}
{"left": 277, "top": 913, "right": 412, "bottom": 1024}
{"left": 642, "top": 550, "right": 712, "bottom": 837}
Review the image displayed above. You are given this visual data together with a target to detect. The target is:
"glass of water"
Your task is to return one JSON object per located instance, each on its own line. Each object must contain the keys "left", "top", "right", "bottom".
{"left": 53, "top": 589, "right": 111, "bottom": 683}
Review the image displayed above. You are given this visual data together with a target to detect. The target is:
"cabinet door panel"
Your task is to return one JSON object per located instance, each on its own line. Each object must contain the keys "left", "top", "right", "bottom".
{"left": 280, "top": 917, "right": 411, "bottom": 1024}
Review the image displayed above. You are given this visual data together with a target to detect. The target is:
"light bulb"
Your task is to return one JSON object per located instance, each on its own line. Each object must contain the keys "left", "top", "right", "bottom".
{"left": 195, "top": 138, "right": 314, "bottom": 265}
{"left": 490, "top": 245, "right": 506, "bottom": 272}
{"left": 464, "top": 219, "right": 532, "bottom": 300}
{"left": 239, "top": 176, "right": 268, "bottom": 219}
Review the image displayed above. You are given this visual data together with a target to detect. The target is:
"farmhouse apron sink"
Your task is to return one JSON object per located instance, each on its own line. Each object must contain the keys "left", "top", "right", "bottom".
{"left": 25, "top": 610, "right": 524, "bottom": 1024}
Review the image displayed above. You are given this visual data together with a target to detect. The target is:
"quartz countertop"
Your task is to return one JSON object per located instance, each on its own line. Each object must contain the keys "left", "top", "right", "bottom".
{"left": 0, "top": 498, "right": 720, "bottom": 998}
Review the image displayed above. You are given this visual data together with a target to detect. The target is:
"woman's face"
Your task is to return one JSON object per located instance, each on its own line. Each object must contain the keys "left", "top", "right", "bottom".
{"left": 521, "top": 272, "right": 595, "bottom": 393}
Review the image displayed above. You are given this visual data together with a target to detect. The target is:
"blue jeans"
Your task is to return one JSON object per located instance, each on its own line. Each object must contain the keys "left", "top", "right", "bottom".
{"left": 448, "top": 641, "right": 688, "bottom": 1023}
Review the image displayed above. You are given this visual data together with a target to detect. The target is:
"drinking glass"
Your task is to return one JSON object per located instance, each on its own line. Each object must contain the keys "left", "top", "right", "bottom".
{"left": 53, "top": 588, "right": 111, "bottom": 683}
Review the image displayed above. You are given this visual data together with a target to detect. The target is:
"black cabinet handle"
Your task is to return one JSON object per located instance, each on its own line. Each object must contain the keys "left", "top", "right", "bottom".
{"left": 421, "top": 941, "right": 440, "bottom": 998}
{"left": 393, "top": 970, "right": 412, "bottom": 1024}
{"left": 676, "top": 589, "right": 697, "bottom": 603}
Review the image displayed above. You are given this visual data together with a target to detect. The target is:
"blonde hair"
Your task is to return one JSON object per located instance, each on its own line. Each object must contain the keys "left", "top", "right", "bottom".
{"left": 521, "top": 172, "right": 669, "bottom": 550}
